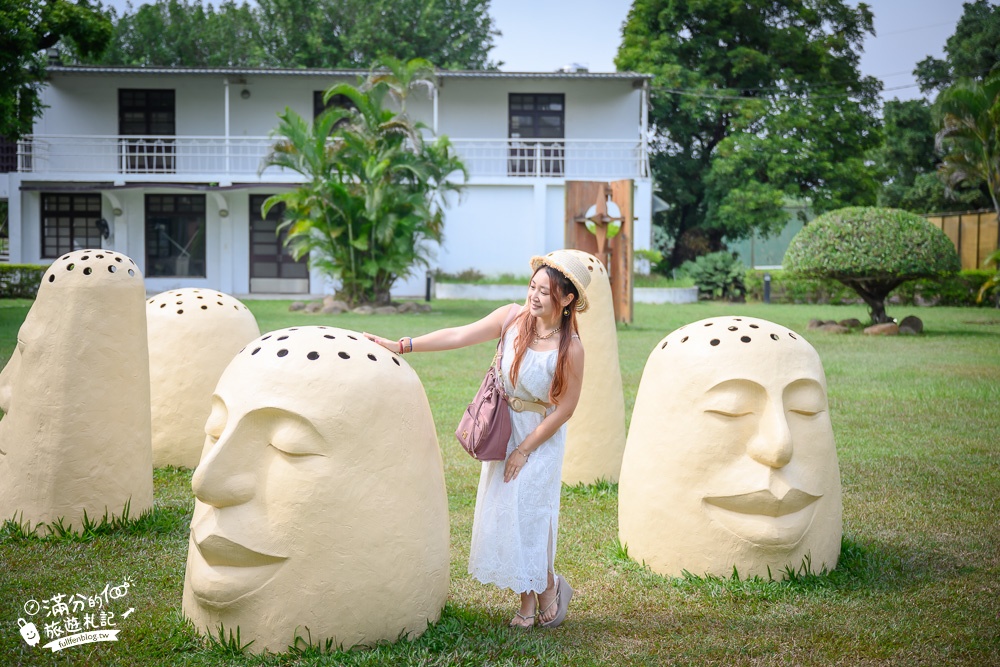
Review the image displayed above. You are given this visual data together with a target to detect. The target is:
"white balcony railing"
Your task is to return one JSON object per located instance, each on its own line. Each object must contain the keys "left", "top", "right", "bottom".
{"left": 16, "top": 136, "right": 648, "bottom": 180}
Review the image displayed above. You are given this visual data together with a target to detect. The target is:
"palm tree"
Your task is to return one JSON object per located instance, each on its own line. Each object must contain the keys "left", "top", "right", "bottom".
{"left": 259, "top": 59, "right": 467, "bottom": 305}
{"left": 934, "top": 70, "right": 1000, "bottom": 248}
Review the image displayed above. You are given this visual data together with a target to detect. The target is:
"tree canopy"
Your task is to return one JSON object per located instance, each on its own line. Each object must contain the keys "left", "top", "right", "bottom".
{"left": 915, "top": 0, "right": 1000, "bottom": 96}
{"left": 83, "top": 0, "right": 499, "bottom": 69}
{"left": 616, "top": 0, "right": 881, "bottom": 270}
{"left": 784, "top": 206, "right": 960, "bottom": 324}
{"left": 0, "top": 0, "right": 111, "bottom": 140}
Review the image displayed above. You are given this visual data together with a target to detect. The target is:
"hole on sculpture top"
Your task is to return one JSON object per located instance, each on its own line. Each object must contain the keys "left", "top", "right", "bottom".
{"left": 710, "top": 339, "right": 720, "bottom": 346}
{"left": 704, "top": 322, "right": 713, "bottom": 327}
{"left": 177, "top": 309, "right": 184, "bottom": 314}
{"left": 128, "top": 269, "right": 134, "bottom": 276}
{"left": 290, "top": 328, "right": 298, "bottom": 331}
{"left": 96, "top": 254, "right": 104, "bottom": 259}
{"left": 588, "top": 266, "right": 593, "bottom": 271}
{"left": 81, "top": 255, "right": 89, "bottom": 260}
{"left": 348, "top": 335, "right": 357, "bottom": 340}
{"left": 67, "top": 263, "right": 75, "bottom": 271}
{"left": 252, "top": 347, "right": 261, "bottom": 355}
{"left": 367, "top": 353, "right": 377, "bottom": 361}
{"left": 338, "top": 352, "right": 350, "bottom": 359}
{"left": 176, "top": 301, "right": 183, "bottom": 305}
{"left": 307, "top": 351, "right": 320, "bottom": 360}
{"left": 216, "top": 294, "right": 223, "bottom": 298}
{"left": 734, "top": 318, "right": 743, "bottom": 321}
{"left": 789, "top": 333, "right": 798, "bottom": 339}
{"left": 324, "top": 334, "right": 335, "bottom": 339}
{"left": 728, "top": 326, "right": 738, "bottom": 331}
{"left": 277, "top": 335, "right": 289, "bottom": 341}
{"left": 62, "top": 254, "right": 71, "bottom": 261}
{"left": 392, "top": 357, "right": 400, "bottom": 366}
{"left": 741, "top": 336, "right": 751, "bottom": 343}
{"left": 277, "top": 349, "right": 289, "bottom": 357}
{"left": 175, "top": 293, "right": 182, "bottom": 296}
{"left": 262, "top": 335, "right": 272, "bottom": 340}
{"left": 197, "top": 295, "right": 203, "bottom": 299}
{"left": 217, "top": 302, "right": 223, "bottom": 306}
{"left": 660, "top": 341, "right": 668, "bottom": 349}
{"left": 83, "top": 267, "right": 93, "bottom": 275}
{"left": 108, "top": 265, "right": 117, "bottom": 273}
{"left": 681, "top": 336, "right": 689, "bottom": 343}
{"left": 115, "top": 257, "right": 122, "bottom": 263}
{"left": 194, "top": 289, "right": 201, "bottom": 293}
{"left": 233, "top": 305, "right": 238, "bottom": 310}
{"left": 129, "top": 258, "right": 135, "bottom": 265}
{"left": 201, "top": 305, "right": 208, "bottom": 310}
{"left": 770, "top": 333, "right": 779, "bottom": 340}
{"left": 48, "top": 275, "right": 55, "bottom": 283}
{"left": 750, "top": 324, "right": 759, "bottom": 329}
{"left": 160, "top": 303, "right": 166, "bottom": 308}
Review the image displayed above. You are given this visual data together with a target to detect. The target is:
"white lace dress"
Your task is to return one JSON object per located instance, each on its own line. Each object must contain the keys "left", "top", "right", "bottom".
{"left": 467, "top": 325, "right": 566, "bottom": 594}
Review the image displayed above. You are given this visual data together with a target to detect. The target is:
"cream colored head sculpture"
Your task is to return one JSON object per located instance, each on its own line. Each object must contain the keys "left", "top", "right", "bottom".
{"left": 182, "top": 326, "right": 449, "bottom": 654}
{"left": 560, "top": 250, "right": 626, "bottom": 484}
{"left": 146, "top": 289, "right": 260, "bottom": 468}
{"left": 0, "top": 249, "right": 153, "bottom": 531}
{"left": 619, "top": 316, "right": 842, "bottom": 579}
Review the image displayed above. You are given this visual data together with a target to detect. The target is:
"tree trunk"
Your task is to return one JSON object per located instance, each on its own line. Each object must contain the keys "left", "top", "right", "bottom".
{"left": 846, "top": 278, "right": 902, "bottom": 325}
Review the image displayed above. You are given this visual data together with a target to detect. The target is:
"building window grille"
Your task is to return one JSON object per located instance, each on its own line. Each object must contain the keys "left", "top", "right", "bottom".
{"left": 41, "top": 194, "right": 103, "bottom": 258}
{"left": 145, "top": 194, "right": 206, "bottom": 277}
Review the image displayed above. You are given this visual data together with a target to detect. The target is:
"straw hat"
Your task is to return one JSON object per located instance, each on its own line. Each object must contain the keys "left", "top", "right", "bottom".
{"left": 529, "top": 250, "right": 592, "bottom": 313}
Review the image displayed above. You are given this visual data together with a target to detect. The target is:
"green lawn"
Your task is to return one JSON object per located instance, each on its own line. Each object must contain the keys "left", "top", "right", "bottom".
{"left": 1, "top": 298, "right": 998, "bottom": 666}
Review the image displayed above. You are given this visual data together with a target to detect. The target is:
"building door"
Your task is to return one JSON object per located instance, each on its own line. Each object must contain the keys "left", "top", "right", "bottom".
{"left": 249, "top": 195, "right": 309, "bottom": 294}
{"left": 508, "top": 93, "right": 565, "bottom": 176}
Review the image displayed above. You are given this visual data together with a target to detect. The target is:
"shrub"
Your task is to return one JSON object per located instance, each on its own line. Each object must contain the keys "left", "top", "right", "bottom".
{"left": 745, "top": 268, "right": 994, "bottom": 307}
{"left": 0, "top": 264, "right": 46, "bottom": 299}
{"left": 783, "top": 207, "right": 960, "bottom": 323}
{"left": 678, "top": 251, "right": 746, "bottom": 300}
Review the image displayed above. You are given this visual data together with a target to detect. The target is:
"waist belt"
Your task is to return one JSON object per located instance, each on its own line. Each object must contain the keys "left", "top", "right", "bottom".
{"left": 507, "top": 395, "right": 549, "bottom": 416}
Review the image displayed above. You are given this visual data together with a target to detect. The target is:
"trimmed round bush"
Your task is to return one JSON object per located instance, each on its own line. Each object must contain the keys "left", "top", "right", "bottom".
{"left": 784, "top": 207, "right": 960, "bottom": 322}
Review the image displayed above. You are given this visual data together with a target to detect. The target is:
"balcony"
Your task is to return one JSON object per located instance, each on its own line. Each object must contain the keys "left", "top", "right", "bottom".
{"left": 13, "top": 136, "right": 649, "bottom": 181}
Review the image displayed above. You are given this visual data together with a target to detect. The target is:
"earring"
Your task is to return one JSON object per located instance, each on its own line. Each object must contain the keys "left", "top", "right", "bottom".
{"left": 563, "top": 307, "right": 570, "bottom": 317}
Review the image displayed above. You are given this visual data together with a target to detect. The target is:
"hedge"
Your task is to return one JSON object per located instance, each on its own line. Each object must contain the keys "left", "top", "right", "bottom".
{"left": 745, "top": 269, "right": 996, "bottom": 307}
{"left": 0, "top": 264, "right": 46, "bottom": 299}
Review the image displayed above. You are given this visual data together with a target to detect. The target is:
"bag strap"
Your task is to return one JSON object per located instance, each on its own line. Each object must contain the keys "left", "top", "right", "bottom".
{"left": 494, "top": 304, "right": 520, "bottom": 366}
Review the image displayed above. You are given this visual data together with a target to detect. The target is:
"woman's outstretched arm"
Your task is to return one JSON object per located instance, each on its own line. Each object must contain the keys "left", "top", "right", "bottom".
{"left": 363, "top": 303, "right": 519, "bottom": 354}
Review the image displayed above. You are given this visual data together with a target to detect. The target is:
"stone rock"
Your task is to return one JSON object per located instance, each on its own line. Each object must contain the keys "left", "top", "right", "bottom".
{"left": 807, "top": 318, "right": 824, "bottom": 330}
{"left": 898, "top": 315, "right": 923, "bottom": 334}
{"left": 914, "top": 294, "right": 940, "bottom": 307}
{"left": 397, "top": 302, "right": 418, "bottom": 313}
{"left": 352, "top": 305, "right": 374, "bottom": 315}
{"left": 323, "top": 296, "right": 350, "bottom": 311}
{"left": 374, "top": 306, "right": 398, "bottom": 315}
{"left": 818, "top": 324, "right": 851, "bottom": 334}
{"left": 304, "top": 301, "right": 323, "bottom": 313}
{"left": 838, "top": 318, "right": 863, "bottom": 329}
{"left": 321, "top": 304, "right": 346, "bottom": 315}
{"left": 863, "top": 322, "right": 899, "bottom": 336}
{"left": 414, "top": 302, "right": 433, "bottom": 313}
{"left": 289, "top": 301, "right": 306, "bottom": 312}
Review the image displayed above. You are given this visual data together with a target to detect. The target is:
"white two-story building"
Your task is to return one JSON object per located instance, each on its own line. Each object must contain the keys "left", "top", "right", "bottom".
{"left": 1, "top": 65, "right": 652, "bottom": 297}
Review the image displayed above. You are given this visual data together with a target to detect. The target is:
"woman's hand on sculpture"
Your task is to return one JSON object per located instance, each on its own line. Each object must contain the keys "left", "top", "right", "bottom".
{"left": 363, "top": 332, "right": 397, "bottom": 353}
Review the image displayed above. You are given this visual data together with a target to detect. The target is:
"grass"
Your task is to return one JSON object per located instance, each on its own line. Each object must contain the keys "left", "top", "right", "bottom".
{"left": 1, "top": 297, "right": 998, "bottom": 665}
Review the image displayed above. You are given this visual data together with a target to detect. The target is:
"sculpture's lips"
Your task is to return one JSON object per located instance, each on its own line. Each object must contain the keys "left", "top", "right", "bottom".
{"left": 188, "top": 530, "right": 288, "bottom": 609}
{"left": 195, "top": 533, "right": 287, "bottom": 568}
{"left": 704, "top": 488, "right": 820, "bottom": 517}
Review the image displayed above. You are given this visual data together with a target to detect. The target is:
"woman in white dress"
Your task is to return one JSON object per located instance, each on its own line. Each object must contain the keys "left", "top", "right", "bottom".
{"left": 364, "top": 250, "right": 589, "bottom": 629}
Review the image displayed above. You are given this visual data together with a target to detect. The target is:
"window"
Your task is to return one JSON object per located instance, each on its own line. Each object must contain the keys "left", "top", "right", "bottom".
{"left": 145, "top": 195, "right": 206, "bottom": 277}
{"left": 119, "top": 89, "right": 176, "bottom": 173}
{"left": 41, "top": 194, "right": 103, "bottom": 258}
{"left": 313, "top": 91, "right": 355, "bottom": 130}
{"left": 508, "top": 94, "right": 565, "bottom": 176}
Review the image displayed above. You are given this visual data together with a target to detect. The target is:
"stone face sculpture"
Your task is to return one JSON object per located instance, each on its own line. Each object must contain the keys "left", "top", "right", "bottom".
{"left": 619, "top": 316, "right": 842, "bottom": 579}
{"left": 182, "top": 326, "right": 449, "bottom": 654}
{"left": 561, "top": 250, "right": 627, "bottom": 484}
{"left": 147, "top": 289, "right": 260, "bottom": 468}
{"left": 0, "top": 249, "right": 153, "bottom": 531}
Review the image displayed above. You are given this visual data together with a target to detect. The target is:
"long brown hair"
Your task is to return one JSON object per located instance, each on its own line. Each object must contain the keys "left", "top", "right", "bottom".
{"left": 508, "top": 266, "right": 581, "bottom": 404}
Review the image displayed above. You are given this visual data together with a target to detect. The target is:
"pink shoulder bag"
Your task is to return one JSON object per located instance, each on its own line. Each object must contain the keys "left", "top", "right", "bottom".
{"left": 455, "top": 306, "right": 519, "bottom": 461}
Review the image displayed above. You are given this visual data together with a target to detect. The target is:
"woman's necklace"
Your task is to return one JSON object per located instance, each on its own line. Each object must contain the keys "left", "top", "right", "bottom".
{"left": 533, "top": 324, "right": 561, "bottom": 345}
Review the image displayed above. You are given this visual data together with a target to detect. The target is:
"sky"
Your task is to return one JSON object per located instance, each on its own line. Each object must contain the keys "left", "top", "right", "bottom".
{"left": 100, "top": 0, "right": 971, "bottom": 102}
{"left": 488, "top": 0, "right": 969, "bottom": 101}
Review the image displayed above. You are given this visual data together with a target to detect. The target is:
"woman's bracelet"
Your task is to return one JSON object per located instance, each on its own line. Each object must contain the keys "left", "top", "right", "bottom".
{"left": 514, "top": 447, "right": 529, "bottom": 461}
{"left": 397, "top": 337, "right": 414, "bottom": 354}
